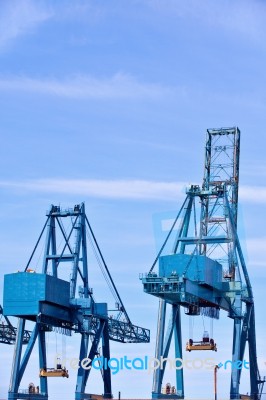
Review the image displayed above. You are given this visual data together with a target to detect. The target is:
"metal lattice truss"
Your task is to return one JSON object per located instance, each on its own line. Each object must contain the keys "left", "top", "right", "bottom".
{"left": 0, "top": 305, "right": 30, "bottom": 345}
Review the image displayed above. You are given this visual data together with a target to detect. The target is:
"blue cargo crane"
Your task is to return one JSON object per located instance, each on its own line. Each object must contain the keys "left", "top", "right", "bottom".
{"left": 3, "top": 203, "right": 150, "bottom": 400}
{"left": 140, "top": 127, "right": 265, "bottom": 399}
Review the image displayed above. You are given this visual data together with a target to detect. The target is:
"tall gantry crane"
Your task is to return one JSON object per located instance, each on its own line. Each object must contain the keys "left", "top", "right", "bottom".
{"left": 140, "top": 127, "right": 265, "bottom": 399}
{"left": 3, "top": 203, "right": 150, "bottom": 400}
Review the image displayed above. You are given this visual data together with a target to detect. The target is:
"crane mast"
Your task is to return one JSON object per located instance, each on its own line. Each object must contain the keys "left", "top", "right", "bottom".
{"left": 141, "top": 127, "right": 265, "bottom": 399}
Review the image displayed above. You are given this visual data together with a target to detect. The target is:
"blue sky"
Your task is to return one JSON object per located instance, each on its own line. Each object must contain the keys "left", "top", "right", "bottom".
{"left": 1, "top": 0, "right": 266, "bottom": 399}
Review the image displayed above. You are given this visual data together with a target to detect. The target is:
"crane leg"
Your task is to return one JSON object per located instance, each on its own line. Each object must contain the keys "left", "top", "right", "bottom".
{"left": 9, "top": 319, "right": 25, "bottom": 399}
{"left": 102, "top": 322, "right": 112, "bottom": 398}
{"left": 248, "top": 306, "right": 259, "bottom": 399}
{"left": 230, "top": 296, "right": 242, "bottom": 399}
{"left": 152, "top": 299, "right": 166, "bottom": 397}
{"left": 76, "top": 332, "right": 89, "bottom": 399}
{"left": 174, "top": 305, "right": 184, "bottom": 398}
{"left": 38, "top": 329, "right": 48, "bottom": 397}
{"left": 152, "top": 301, "right": 183, "bottom": 398}
{"left": 76, "top": 320, "right": 105, "bottom": 400}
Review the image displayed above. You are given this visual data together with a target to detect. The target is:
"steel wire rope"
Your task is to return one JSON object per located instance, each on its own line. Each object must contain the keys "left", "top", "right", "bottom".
{"left": 62, "top": 334, "right": 66, "bottom": 368}
{"left": 202, "top": 314, "right": 205, "bottom": 331}
{"left": 149, "top": 195, "right": 189, "bottom": 274}
{"left": 58, "top": 218, "right": 73, "bottom": 264}
{"left": 85, "top": 216, "right": 131, "bottom": 323}
{"left": 85, "top": 229, "right": 119, "bottom": 308}
{"left": 47, "top": 330, "right": 50, "bottom": 359}
{"left": 182, "top": 247, "right": 197, "bottom": 277}
{"left": 56, "top": 217, "right": 74, "bottom": 281}
{"left": 189, "top": 316, "right": 192, "bottom": 340}
{"left": 189, "top": 316, "right": 195, "bottom": 341}
{"left": 192, "top": 197, "right": 201, "bottom": 284}
{"left": 24, "top": 216, "right": 50, "bottom": 271}
{"left": 57, "top": 217, "right": 73, "bottom": 253}
{"left": 33, "top": 237, "right": 46, "bottom": 272}
{"left": 55, "top": 331, "right": 58, "bottom": 356}
{"left": 210, "top": 316, "right": 213, "bottom": 339}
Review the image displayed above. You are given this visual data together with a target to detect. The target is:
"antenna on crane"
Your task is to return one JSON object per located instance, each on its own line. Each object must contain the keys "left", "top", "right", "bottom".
{"left": 140, "top": 127, "right": 265, "bottom": 399}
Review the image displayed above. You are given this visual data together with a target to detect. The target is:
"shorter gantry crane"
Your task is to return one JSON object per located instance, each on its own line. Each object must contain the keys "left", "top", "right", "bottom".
{"left": 3, "top": 203, "right": 150, "bottom": 400}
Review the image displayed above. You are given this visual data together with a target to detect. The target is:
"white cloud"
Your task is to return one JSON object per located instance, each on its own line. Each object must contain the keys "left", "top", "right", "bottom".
{"left": 245, "top": 238, "right": 266, "bottom": 258}
{"left": 241, "top": 162, "right": 266, "bottom": 177}
{"left": 0, "top": 73, "right": 172, "bottom": 100}
{"left": 0, "top": 179, "right": 186, "bottom": 201}
{"left": 239, "top": 185, "right": 266, "bottom": 203}
{"left": 1, "top": 179, "right": 266, "bottom": 204}
{"left": 0, "top": 0, "right": 53, "bottom": 49}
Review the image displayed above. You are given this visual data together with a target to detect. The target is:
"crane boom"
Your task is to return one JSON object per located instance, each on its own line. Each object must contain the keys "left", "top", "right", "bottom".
{"left": 0, "top": 305, "right": 31, "bottom": 345}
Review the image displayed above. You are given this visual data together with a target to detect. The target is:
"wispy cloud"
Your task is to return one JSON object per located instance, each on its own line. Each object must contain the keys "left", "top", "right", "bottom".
{"left": 241, "top": 161, "right": 266, "bottom": 178}
{"left": 245, "top": 238, "right": 266, "bottom": 258}
{"left": 0, "top": 179, "right": 186, "bottom": 201}
{"left": 239, "top": 185, "right": 266, "bottom": 203}
{"left": 0, "top": 178, "right": 265, "bottom": 203}
{"left": 0, "top": 0, "right": 53, "bottom": 50}
{"left": 0, "top": 73, "right": 172, "bottom": 100}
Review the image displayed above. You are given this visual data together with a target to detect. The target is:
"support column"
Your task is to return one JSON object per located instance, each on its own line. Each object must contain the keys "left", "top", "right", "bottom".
{"left": 9, "top": 318, "right": 26, "bottom": 397}
{"left": 152, "top": 299, "right": 166, "bottom": 396}
{"left": 174, "top": 305, "right": 184, "bottom": 398}
{"left": 102, "top": 321, "right": 112, "bottom": 398}
{"left": 38, "top": 329, "right": 48, "bottom": 397}
{"left": 230, "top": 296, "right": 242, "bottom": 399}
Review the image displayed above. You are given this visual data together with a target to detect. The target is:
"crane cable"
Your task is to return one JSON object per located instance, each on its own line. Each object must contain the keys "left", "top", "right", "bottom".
{"left": 189, "top": 316, "right": 194, "bottom": 340}
{"left": 85, "top": 216, "right": 131, "bottom": 324}
{"left": 149, "top": 195, "right": 189, "bottom": 274}
{"left": 62, "top": 334, "right": 66, "bottom": 368}
{"left": 86, "top": 229, "right": 117, "bottom": 304}
{"left": 24, "top": 216, "right": 50, "bottom": 271}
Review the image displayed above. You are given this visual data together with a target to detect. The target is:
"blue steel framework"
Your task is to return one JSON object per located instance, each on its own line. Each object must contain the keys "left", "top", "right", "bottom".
{"left": 0, "top": 305, "right": 31, "bottom": 345}
{"left": 141, "top": 127, "right": 265, "bottom": 399}
{"left": 3, "top": 203, "right": 149, "bottom": 400}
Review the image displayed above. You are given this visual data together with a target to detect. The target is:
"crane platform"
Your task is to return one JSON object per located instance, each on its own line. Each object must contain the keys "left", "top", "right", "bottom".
{"left": 39, "top": 368, "right": 69, "bottom": 378}
{"left": 185, "top": 338, "right": 217, "bottom": 352}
